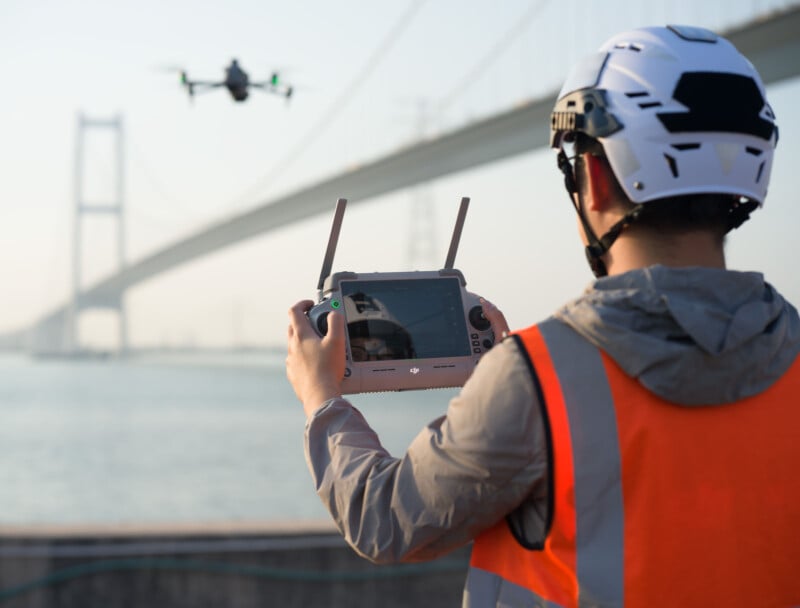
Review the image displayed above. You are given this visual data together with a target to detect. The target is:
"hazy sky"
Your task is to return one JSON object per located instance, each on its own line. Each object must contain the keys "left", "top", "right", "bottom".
{"left": 1, "top": 0, "right": 798, "bottom": 349}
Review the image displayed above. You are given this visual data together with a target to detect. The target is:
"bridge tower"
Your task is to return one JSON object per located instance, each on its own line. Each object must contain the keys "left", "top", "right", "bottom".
{"left": 65, "top": 112, "right": 128, "bottom": 355}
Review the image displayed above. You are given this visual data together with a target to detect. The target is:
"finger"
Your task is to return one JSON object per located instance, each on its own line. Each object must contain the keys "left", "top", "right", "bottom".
{"left": 289, "top": 299, "right": 314, "bottom": 319}
{"left": 325, "top": 310, "right": 346, "bottom": 346}
{"left": 480, "top": 297, "right": 510, "bottom": 337}
{"left": 288, "top": 299, "right": 315, "bottom": 335}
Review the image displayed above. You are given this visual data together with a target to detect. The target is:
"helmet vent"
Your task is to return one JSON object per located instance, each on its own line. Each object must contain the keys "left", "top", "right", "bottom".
{"left": 614, "top": 42, "right": 643, "bottom": 52}
{"left": 745, "top": 146, "right": 763, "bottom": 156}
{"left": 756, "top": 161, "right": 765, "bottom": 183}
{"left": 672, "top": 143, "right": 701, "bottom": 151}
{"left": 664, "top": 153, "right": 679, "bottom": 178}
{"left": 625, "top": 91, "right": 663, "bottom": 109}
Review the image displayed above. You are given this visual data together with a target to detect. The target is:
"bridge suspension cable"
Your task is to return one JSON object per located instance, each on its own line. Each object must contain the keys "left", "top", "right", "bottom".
{"left": 225, "top": 0, "right": 428, "bottom": 213}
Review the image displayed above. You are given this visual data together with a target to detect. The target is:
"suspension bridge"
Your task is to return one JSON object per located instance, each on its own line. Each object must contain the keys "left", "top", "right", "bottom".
{"left": 6, "top": 4, "right": 800, "bottom": 355}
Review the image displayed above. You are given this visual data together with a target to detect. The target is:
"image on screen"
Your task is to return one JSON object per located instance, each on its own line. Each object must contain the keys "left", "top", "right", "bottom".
{"left": 340, "top": 278, "right": 471, "bottom": 361}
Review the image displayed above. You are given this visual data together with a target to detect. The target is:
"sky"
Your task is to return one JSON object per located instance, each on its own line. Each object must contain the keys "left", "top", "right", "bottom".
{"left": 1, "top": 0, "right": 799, "bottom": 350}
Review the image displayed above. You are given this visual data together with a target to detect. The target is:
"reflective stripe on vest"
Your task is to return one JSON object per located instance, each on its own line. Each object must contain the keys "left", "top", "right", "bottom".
{"left": 466, "top": 318, "right": 800, "bottom": 608}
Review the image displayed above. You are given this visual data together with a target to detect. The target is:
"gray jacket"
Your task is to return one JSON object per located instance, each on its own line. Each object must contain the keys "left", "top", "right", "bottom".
{"left": 304, "top": 265, "right": 800, "bottom": 563}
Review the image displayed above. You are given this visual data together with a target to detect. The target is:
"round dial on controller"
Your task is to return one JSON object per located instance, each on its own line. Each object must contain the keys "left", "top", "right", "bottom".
{"left": 468, "top": 305, "right": 491, "bottom": 331}
{"left": 316, "top": 311, "right": 330, "bottom": 335}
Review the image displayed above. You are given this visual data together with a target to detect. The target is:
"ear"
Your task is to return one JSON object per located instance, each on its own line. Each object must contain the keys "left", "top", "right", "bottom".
{"left": 584, "top": 154, "right": 615, "bottom": 212}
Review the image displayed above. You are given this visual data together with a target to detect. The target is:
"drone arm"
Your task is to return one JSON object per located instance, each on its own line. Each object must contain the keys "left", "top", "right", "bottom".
{"left": 250, "top": 80, "right": 293, "bottom": 98}
{"left": 185, "top": 80, "right": 226, "bottom": 89}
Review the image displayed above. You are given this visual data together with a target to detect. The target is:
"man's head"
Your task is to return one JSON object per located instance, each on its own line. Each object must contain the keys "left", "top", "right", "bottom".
{"left": 550, "top": 25, "right": 779, "bottom": 276}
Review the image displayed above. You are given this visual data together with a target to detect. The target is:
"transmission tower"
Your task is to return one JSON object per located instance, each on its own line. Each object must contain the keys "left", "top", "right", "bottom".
{"left": 66, "top": 112, "right": 128, "bottom": 354}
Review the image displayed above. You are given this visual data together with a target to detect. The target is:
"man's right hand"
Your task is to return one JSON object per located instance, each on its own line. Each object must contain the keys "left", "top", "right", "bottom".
{"left": 480, "top": 297, "right": 510, "bottom": 340}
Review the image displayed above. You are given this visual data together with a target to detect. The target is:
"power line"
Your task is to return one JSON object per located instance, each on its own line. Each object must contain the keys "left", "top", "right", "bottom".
{"left": 435, "top": 0, "right": 551, "bottom": 118}
{"left": 226, "top": 0, "right": 427, "bottom": 212}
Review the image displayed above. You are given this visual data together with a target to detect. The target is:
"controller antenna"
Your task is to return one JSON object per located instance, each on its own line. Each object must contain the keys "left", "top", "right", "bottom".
{"left": 317, "top": 198, "right": 347, "bottom": 300}
{"left": 444, "top": 197, "right": 470, "bottom": 270}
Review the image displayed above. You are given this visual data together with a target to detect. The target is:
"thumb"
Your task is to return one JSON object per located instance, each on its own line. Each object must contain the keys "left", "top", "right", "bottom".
{"left": 480, "top": 298, "right": 510, "bottom": 338}
{"left": 325, "top": 311, "right": 346, "bottom": 347}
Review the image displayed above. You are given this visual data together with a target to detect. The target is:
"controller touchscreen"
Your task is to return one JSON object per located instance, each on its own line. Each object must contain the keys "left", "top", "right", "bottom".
{"left": 341, "top": 278, "right": 471, "bottom": 362}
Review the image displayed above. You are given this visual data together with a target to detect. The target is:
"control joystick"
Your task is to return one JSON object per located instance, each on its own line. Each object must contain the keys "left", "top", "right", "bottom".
{"left": 315, "top": 311, "right": 329, "bottom": 335}
{"left": 468, "top": 305, "right": 491, "bottom": 332}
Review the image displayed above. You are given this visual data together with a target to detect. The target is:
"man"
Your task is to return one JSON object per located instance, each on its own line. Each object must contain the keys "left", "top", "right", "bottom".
{"left": 286, "top": 25, "right": 800, "bottom": 607}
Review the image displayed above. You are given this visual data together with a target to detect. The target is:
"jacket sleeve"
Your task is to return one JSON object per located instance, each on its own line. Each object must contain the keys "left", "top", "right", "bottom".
{"left": 303, "top": 338, "right": 550, "bottom": 564}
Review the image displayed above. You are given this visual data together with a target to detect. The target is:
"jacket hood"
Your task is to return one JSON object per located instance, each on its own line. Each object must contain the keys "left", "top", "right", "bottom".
{"left": 555, "top": 265, "right": 800, "bottom": 405}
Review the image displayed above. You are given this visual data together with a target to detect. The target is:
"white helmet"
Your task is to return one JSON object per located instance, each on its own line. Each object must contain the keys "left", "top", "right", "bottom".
{"left": 550, "top": 25, "right": 778, "bottom": 205}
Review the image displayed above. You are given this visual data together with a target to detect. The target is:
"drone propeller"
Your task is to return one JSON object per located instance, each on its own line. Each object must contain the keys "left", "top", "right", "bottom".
{"left": 176, "top": 71, "right": 196, "bottom": 103}
{"left": 153, "top": 65, "right": 196, "bottom": 104}
{"left": 266, "top": 70, "right": 296, "bottom": 100}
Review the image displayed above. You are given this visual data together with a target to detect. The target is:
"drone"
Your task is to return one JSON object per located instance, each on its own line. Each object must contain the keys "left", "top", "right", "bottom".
{"left": 179, "top": 59, "right": 293, "bottom": 103}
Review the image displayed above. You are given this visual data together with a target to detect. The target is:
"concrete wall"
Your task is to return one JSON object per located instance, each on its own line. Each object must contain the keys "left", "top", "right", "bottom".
{"left": 0, "top": 522, "right": 470, "bottom": 607}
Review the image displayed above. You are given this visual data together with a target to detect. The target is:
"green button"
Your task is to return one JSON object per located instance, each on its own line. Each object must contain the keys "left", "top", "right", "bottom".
{"left": 331, "top": 299, "right": 341, "bottom": 309}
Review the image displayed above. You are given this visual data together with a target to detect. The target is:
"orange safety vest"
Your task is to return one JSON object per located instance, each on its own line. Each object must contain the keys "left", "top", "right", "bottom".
{"left": 466, "top": 319, "right": 800, "bottom": 608}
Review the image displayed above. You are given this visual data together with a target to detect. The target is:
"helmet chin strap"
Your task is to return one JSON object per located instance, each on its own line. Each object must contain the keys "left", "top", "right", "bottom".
{"left": 557, "top": 149, "right": 642, "bottom": 278}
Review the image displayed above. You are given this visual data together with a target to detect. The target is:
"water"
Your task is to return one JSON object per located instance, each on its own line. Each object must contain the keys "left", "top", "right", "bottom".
{"left": 0, "top": 353, "right": 457, "bottom": 526}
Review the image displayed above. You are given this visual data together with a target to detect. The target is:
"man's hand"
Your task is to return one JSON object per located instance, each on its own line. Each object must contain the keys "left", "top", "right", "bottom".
{"left": 286, "top": 300, "right": 347, "bottom": 418}
{"left": 479, "top": 297, "right": 510, "bottom": 340}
